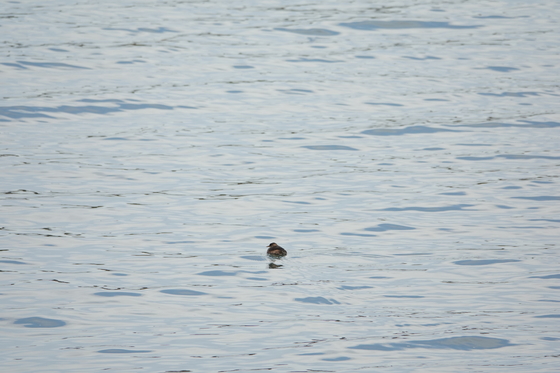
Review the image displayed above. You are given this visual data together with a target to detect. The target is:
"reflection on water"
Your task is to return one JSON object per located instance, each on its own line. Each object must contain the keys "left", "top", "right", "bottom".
{"left": 350, "top": 336, "right": 514, "bottom": 351}
{"left": 14, "top": 317, "right": 67, "bottom": 328}
{"left": 339, "top": 20, "right": 481, "bottom": 30}
{"left": 93, "top": 291, "right": 143, "bottom": 297}
{"left": 98, "top": 349, "right": 152, "bottom": 354}
{"left": 361, "top": 125, "right": 461, "bottom": 136}
{"left": 1, "top": 0, "right": 559, "bottom": 372}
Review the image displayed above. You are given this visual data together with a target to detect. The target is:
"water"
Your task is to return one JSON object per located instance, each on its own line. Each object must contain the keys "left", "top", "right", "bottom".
{"left": 1, "top": 0, "right": 559, "bottom": 371}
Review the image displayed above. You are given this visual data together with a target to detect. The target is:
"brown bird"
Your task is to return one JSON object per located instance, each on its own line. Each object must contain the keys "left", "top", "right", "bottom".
{"left": 267, "top": 242, "right": 287, "bottom": 257}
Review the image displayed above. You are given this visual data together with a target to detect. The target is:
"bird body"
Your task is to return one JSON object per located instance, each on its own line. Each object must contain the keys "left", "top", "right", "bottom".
{"left": 267, "top": 242, "right": 287, "bottom": 257}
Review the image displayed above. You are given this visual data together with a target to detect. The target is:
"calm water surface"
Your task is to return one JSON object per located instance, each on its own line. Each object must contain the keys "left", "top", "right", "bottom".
{"left": 1, "top": 0, "right": 559, "bottom": 372}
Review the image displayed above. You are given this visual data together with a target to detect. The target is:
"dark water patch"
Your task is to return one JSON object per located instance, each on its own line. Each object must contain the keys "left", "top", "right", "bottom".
{"left": 275, "top": 28, "right": 340, "bottom": 36}
{"left": 423, "top": 147, "right": 445, "bottom": 151}
{"left": 1, "top": 62, "right": 29, "bottom": 70}
{"left": 278, "top": 89, "right": 315, "bottom": 96}
{"left": 530, "top": 274, "right": 560, "bottom": 279}
{"left": 299, "top": 352, "right": 325, "bottom": 356}
{"left": 98, "top": 349, "right": 151, "bottom": 353}
{"left": 294, "top": 297, "right": 340, "bottom": 305}
{"left": 197, "top": 270, "right": 238, "bottom": 276}
{"left": 454, "top": 259, "right": 520, "bottom": 266}
{"left": 349, "top": 336, "right": 513, "bottom": 351}
{"left": 104, "top": 137, "right": 129, "bottom": 141}
{"left": 539, "top": 300, "right": 560, "bottom": 303}
{"left": 479, "top": 91, "right": 540, "bottom": 97}
{"left": 339, "top": 21, "right": 480, "bottom": 31}
{"left": 227, "top": 90, "right": 243, "bottom": 93}
{"left": 424, "top": 98, "right": 449, "bottom": 101}
{"left": 498, "top": 225, "right": 544, "bottom": 229}
{"left": 294, "top": 229, "right": 320, "bottom": 232}
{"left": 255, "top": 236, "right": 275, "bottom": 239}
{"left": 355, "top": 55, "right": 375, "bottom": 59}
{"left": 550, "top": 286, "right": 560, "bottom": 289}
{"left": 48, "top": 48, "right": 69, "bottom": 52}
{"left": 440, "top": 191, "right": 466, "bottom": 196}
{"left": 247, "top": 277, "right": 267, "bottom": 281}
{"left": 362, "top": 126, "right": 460, "bottom": 136}
{"left": 240, "top": 256, "right": 266, "bottom": 261}
{"left": 366, "top": 102, "right": 403, "bottom": 106}
{"left": 473, "top": 15, "right": 517, "bottom": 19}
{"left": 112, "top": 273, "right": 128, "bottom": 276}
{"left": 0, "top": 103, "right": 173, "bottom": 120}
{"left": 302, "top": 145, "right": 358, "bottom": 151}
{"left": 94, "top": 292, "right": 142, "bottom": 297}
{"left": 338, "top": 285, "right": 373, "bottom": 290}
{"left": 340, "top": 232, "right": 377, "bottom": 237}
{"left": 541, "top": 337, "right": 560, "bottom": 341}
{"left": 286, "top": 58, "right": 342, "bottom": 63}
{"left": 233, "top": 65, "right": 254, "bottom": 69}
{"left": 535, "top": 314, "right": 560, "bottom": 318}
{"left": 529, "top": 219, "right": 560, "bottom": 223}
{"left": 365, "top": 224, "right": 415, "bottom": 232}
{"left": 104, "top": 27, "right": 176, "bottom": 33}
{"left": 212, "top": 270, "right": 266, "bottom": 276}
{"left": 512, "top": 196, "right": 560, "bottom": 201}
{"left": 503, "top": 186, "right": 522, "bottom": 189}
{"left": 160, "top": 289, "right": 207, "bottom": 296}
{"left": 458, "top": 120, "right": 560, "bottom": 128}
{"left": 14, "top": 317, "right": 66, "bottom": 328}
{"left": 78, "top": 99, "right": 124, "bottom": 103}
{"left": 499, "top": 155, "right": 560, "bottom": 160}
{"left": 495, "top": 205, "right": 514, "bottom": 209}
{"left": 165, "top": 240, "right": 196, "bottom": 244}
{"left": 394, "top": 253, "right": 432, "bottom": 256}
{"left": 322, "top": 356, "right": 351, "bottom": 361}
{"left": 456, "top": 156, "right": 495, "bottom": 161}
{"left": 2, "top": 61, "right": 90, "bottom": 70}
{"left": 379, "top": 204, "right": 475, "bottom": 212}
{"left": 138, "top": 27, "right": 176, "bottom": 33}
{"left": 532, "top": 180, "right": 554, "bottom": 184}
{"left": 116, "top": 60, "right": 145, "bottom": 64}
{"left": 283, "top": 200, "right": 311, "bottom": 204}
{"left": 482, "top": 66, "right": 519, "bottom": 72}
{"left": 369, "top": 276, "right": 390, "bottom": 279}
{"left": 384, "top": 295, "right": 424, "bottom": 298}
{"left": 0, "top": 260, "right": 27, "bottom": 264}
{"left": 402, "top": 56, "right": 441, "bottom": 60}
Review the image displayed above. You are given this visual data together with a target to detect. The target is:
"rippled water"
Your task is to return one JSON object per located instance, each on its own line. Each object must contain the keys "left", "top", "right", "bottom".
{"left": 1, "top": 0, "right": 559, "bottom": 372}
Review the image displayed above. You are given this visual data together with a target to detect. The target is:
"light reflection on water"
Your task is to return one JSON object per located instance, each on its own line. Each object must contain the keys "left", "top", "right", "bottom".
{"left": 1, "top": 0, "right": 560, "bottom": 371}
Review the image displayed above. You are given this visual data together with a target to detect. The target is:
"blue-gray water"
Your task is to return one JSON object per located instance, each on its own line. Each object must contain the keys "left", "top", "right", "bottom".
{"left": 1, "top": 0, "right": 559, "bottom": 372}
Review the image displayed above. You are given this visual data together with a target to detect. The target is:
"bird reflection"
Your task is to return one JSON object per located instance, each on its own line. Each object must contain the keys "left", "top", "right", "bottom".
{"left": 267, "top": 242, "right": 287, "bottom": 269}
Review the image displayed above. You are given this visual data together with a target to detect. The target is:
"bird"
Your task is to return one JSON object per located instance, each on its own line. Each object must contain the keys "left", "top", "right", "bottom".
{"left": 267, "top": 242, "right": 287, "bottom": 257}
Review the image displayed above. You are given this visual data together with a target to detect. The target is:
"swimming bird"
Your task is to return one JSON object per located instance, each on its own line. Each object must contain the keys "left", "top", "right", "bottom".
{"left": 267, "top": 242, "right": 287, "bottom": 257}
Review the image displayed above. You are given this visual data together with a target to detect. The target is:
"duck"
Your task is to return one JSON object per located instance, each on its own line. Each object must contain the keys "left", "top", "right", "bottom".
{"left": 267, "top": 242, "right": 287, "bottom": 257}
